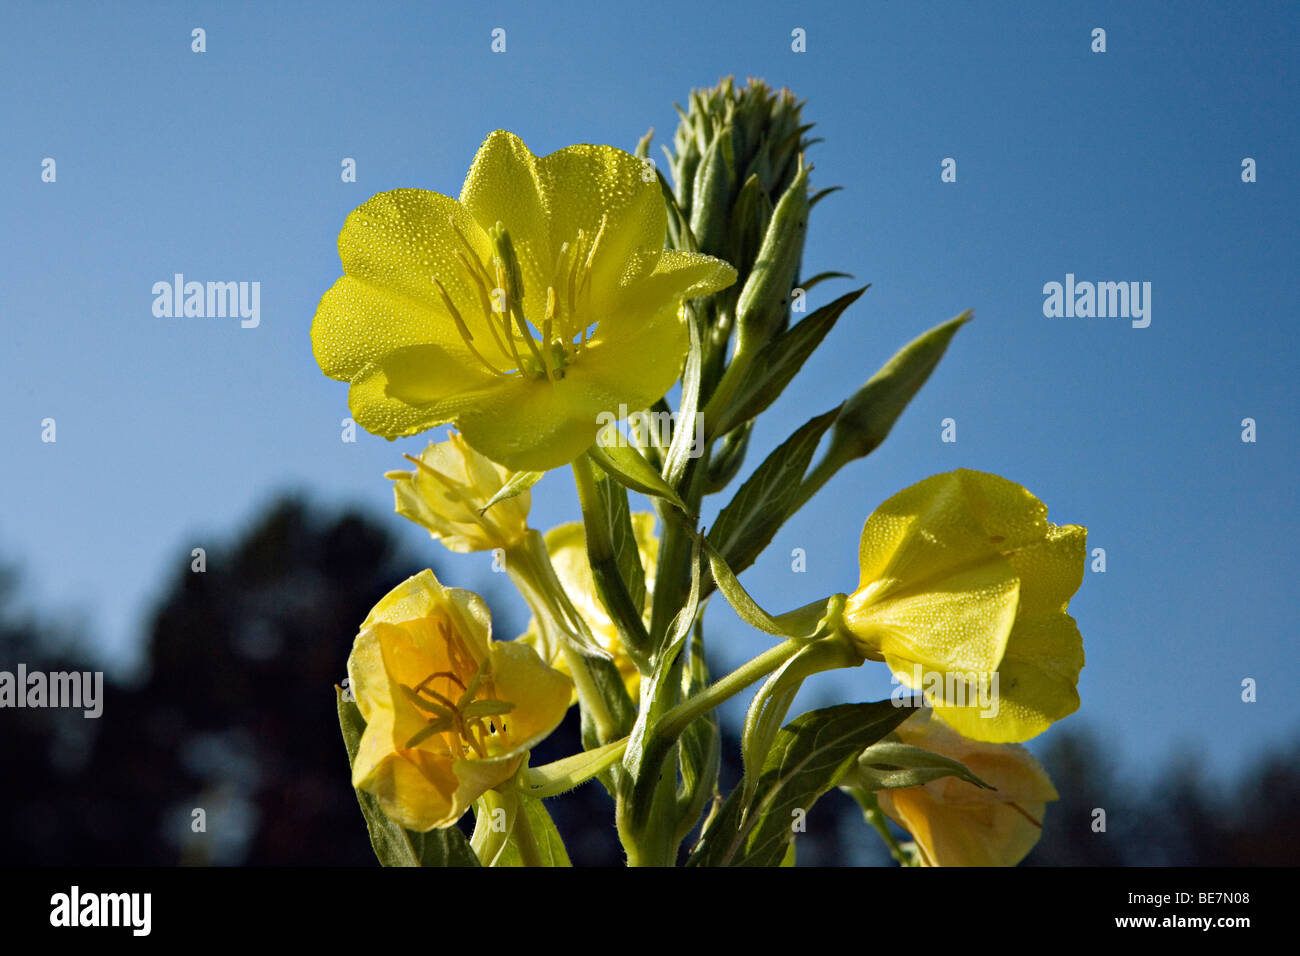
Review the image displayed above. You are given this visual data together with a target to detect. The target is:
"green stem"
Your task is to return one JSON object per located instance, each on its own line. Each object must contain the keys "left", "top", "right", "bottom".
{"left": 523, "top": 736, "right": 630, "bottom": 799}
{"left": 699, "top": 344, "right": 756, "bottom": 438}
{"left": 849, "top": 788, "right": 916, "bottom": 866}
{"left": 512, "top": 797, "right": 545, "bottom": 868}
{"left": 655, "top": 638, "right": 804, "bottom": 744}
{"left": 505, "top": 533, "right": 619, "bottom": 743}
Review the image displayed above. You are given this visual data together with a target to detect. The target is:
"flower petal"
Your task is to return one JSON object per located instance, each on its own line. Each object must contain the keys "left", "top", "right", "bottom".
{"left": 313, "top": 188, "right": 509, "bottom": 381}
{"left": 862, "top": 565, "right": 1021, "bottom": 677}
{"left": 453, "top": 375, "right": 616, "bottom": 472}
{"left": 536, "top": 142, "right": 667, "bottom": 301}
{"left": 855, "top": 470, "right": 1049, "bottom": 597}
{"left": 346, "top": 345, "right": 505, "bottom": 441}
{"left": 458, "top": 131, "right": 553, "bottom": 317}
{"left": 603, "top": 249, "right": 738, "bottom": 323}
{"left": 487, "top": 641, "right": 572, "bottom": 747}
{"left": 934, "top": 609, "right": 1084, "bottom": 742}
{"left": 360, "top": 748, "right": 461, "bottom": 832}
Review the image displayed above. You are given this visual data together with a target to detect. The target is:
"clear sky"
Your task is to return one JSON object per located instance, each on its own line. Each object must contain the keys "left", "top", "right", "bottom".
{"left": 2, "top": 0, "right": 1296, "bottom": 782}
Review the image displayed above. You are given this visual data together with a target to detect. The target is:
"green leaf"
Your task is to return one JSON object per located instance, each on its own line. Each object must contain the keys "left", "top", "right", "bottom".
{"left": 689, "top": 701, "right": 911, "bottom": 867}
{"left": 707, "top": 407, "right": 838, "bottom": 579}
{"left": 662, "top": 301, "right": 705, "bottom": 489}
{"left": 808, "top": 186, "right": 842, "bottom": 208}
{"left": 336, "top": 688, "right": 479, "bottom": 867}
{"left": 713, "top": 287, "right": 867, "bottom": 437}
{"left": 796, "top": 269, "right": 853, "bottom": 292}
{"left": 595, "top": 469, "right": 647, "bottom": 626}
{"left": 675, "top": 620, "right": 721, "bottom": 843}
{"left": 478, "top": 470, "right": 543, "bottom": 515}
{"left": 589, "top": 440, "right": 689, "bottom": 514}
{"left": 704, "top": 541, "right": 787, "bottom": 636}
{"left": 573, "top": 454, "right": 652, "bottom": 661}
{"left": 523, "top": 737, "right": 630, "bottom": 799}
{"left": 825, "top": 311, "right": 970, "bottom": 465}
{"left": 850, "top": 740, "right": 993, "bottom": 792}
{"left": 491, "top": 794, "right": 572, "bottom": 867}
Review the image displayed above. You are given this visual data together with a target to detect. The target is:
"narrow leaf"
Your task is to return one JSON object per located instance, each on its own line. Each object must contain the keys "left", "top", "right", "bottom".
{"left": 852, "top": 740, "right": 993, "bottom": 792}
{"left": 713, "top": 287, "right": 867, "bottom": 436}
{"left": 589, "top": 440, "right": 689, "bottom": 514}
{"left": 691, "top": 701, "right": 911, "bottom": 867}
{"left": 707, "top": 407, "right": 838, "bottom": 578}
{"left": 479, "top": 470, "right": 543, "bottom": 515}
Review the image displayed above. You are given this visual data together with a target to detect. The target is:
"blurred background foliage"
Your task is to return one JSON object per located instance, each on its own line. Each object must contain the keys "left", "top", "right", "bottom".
{"left": 1, "top": 495, "right": 1296, "bottom": 866}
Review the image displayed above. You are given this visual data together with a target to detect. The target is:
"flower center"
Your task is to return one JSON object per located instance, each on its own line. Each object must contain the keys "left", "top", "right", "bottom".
{"left": 436, "top": 217, "right": 607, "bottom": 384}
{"left": 398, "top": 619, "right": 515, "bottom": 759}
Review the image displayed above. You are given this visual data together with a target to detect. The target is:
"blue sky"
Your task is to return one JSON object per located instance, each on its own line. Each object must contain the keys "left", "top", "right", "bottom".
{"left": 1, "top": 0, "right": 1297, "bottom": 783}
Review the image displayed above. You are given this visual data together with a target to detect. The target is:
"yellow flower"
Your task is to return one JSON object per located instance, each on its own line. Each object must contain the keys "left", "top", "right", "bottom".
{"left": 311, "top": 130, "right": 737, "bottom": 471}
{"left": 875, "top": 709, "right": 1058, "bottom": 867}
{"left": 385, "top": 432, "right": 529, "bottom": 553}
{"left": 347, "top": 570, "right": 571, "bottom": 831}
{"left": 843, "top": 469, "right": 1085, "bottom": 742}
{"left": 522, "top": 513, "right": 657, "bottom": 701}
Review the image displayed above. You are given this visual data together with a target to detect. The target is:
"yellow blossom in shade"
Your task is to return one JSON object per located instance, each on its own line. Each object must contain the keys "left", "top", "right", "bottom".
{"left": 347, "top": 570, "right": 571, "bottom": 831}
{"left": 385, "top": 432, "right": 529, "bottom": 553}
{"left": 311, "top": 130, "right": 737, "bottom": 472}
{"left": 874, "top": 708, "right": 1059, "bottom": 867}
{"left": 842, "top": 469, "right": 1085, "bottom": 743}
{"left": 521, "top": 513, "right": 657, "bottom": 701}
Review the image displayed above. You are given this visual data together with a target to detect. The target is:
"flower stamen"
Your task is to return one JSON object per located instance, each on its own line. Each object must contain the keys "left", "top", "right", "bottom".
{"left": 432, "top": 277, "right": 506, "bottom": 377}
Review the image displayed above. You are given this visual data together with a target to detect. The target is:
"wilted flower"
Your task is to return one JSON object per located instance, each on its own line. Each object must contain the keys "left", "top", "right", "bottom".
{"left": 386, "top": 432, "right": 529, "bottom": 553}
{"left": 873, "top": 708, "right": 1058, "bottom": 867}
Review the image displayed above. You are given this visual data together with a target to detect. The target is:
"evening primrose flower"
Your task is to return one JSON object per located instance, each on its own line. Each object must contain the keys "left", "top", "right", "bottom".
{"left": 311, "top": 130, "right": 737, "bottom": 472}
{"left": 874, "top": 708, "right": 1058, "bottom": 867}
{"left": 348, "top": 570, "right": 571, "bottom": 831}
{"left": 522, "top": 513, "right": 657, "bottom": 700}
{"left": 386, "top": 432, "right": 529, "bottom": 553}
{"left": 842, "top": 469, "right": 1085, "bottom": 742}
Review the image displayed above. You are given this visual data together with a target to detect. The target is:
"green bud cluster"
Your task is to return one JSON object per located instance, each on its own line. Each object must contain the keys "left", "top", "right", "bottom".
{"left": 665, "top": 77, "right": 819, "bottom": 358}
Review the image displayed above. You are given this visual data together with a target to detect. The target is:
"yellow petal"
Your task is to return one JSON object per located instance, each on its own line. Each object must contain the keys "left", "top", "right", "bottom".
{"left": 602, "top": 249, "right": 738, "bottom": 328}
{"left": 458, "top": 131, "right": 554, "bottom": 318}
{"left": 861, "top": 565, "right": 1021, "bottom": 678}
{"left": 312, "top": 189, "right": 507, "bottom": 382}
{"left": 536, "top": 141, "right": 666, "bottom": 303}
{"left": 935, "top": 609, "right": 1084, "bottom": 742}
{"left": 881, "top": 788, "right": 1050, "bottom": 867}
{"left": 486, "top": 641, "right": 572, "bottom": 746}
{"left": 877, "top": 712, "right": 1057, "bottom": 866}
{"left": 454, "top": 374, "right": 610, "bottom": 472}
{"left": 856, "top": 470, "right": 1048, "bottom": 592}
{"left": 930, "top": 525, "right": 1087, "bottom": 742}
{"left": 360, "top": 748, "right": 461, "bottom": 832}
